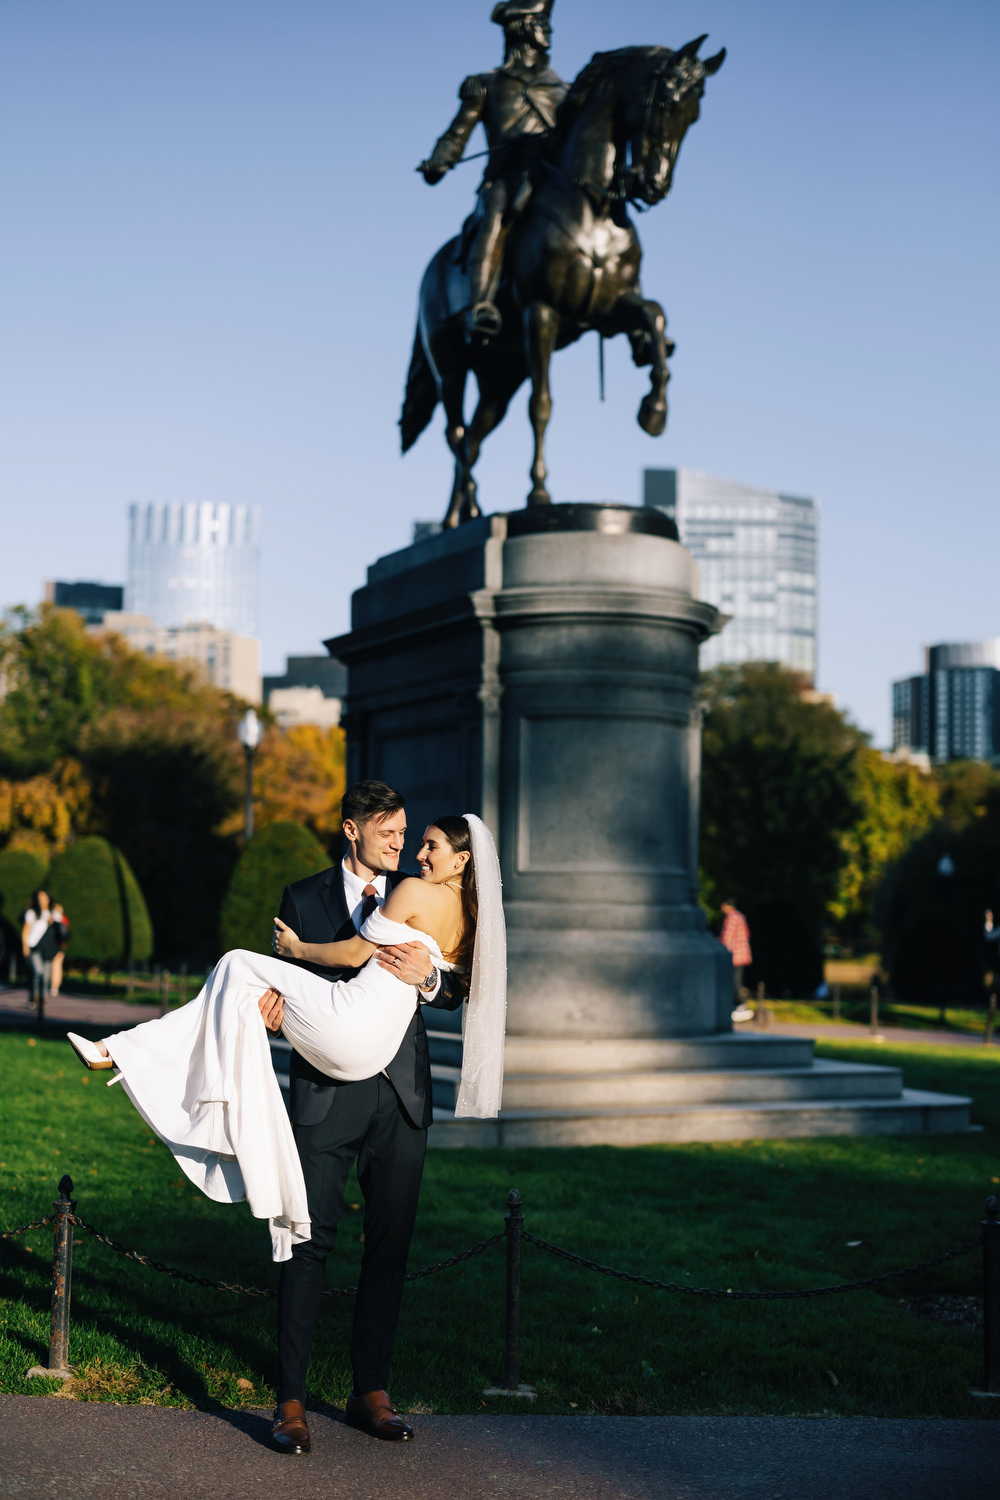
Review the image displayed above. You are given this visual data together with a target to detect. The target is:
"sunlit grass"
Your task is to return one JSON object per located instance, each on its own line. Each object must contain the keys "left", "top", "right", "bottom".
{"left": 1, "top": 1032, "right": 997, "bottom": 1417}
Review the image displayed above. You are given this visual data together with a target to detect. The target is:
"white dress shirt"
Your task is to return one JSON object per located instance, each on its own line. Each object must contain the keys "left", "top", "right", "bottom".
{"left": 340, "top": 860, "right": 441, "bottom": 1001}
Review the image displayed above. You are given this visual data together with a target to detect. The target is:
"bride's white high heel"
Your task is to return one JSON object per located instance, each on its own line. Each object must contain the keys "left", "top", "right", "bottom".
{"left": 66, "top": 1032, "right": 114, "bottom": 1071}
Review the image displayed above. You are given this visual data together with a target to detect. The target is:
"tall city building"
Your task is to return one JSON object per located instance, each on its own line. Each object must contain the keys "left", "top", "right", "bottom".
{"left": 126, "top": 502, "right": 261, "bottom": 638}
{"left": 643, "top": 468, "right": 819, "bottom": 678}
{"left": 44, "top": 579, "right": 124, "bottom": 625}
{"left": 893, "top": 641, "right": 1000, "bottom": 764}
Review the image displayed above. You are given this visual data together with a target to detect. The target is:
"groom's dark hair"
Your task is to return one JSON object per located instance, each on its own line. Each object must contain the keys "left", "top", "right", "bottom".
{"left": 342, "top": 780, "right": 405, "bottom": 826}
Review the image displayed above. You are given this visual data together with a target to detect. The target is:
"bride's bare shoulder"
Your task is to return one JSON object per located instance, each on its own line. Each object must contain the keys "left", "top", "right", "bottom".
{"left": 383, "top": 877, "right": 440, "bottom": 920}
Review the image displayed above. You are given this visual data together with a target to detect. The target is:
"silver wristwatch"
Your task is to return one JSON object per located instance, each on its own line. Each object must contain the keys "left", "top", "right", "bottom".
{"left": 420, "top": 969, "right": 437, "bottom": 991}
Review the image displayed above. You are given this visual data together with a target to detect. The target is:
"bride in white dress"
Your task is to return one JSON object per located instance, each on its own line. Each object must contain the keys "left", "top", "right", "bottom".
{"left": 67, "top": 814, "right": 506, "bottom": 1261}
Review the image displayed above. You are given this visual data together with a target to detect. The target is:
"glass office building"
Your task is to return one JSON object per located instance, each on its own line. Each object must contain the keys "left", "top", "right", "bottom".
{"left": 126, "top": 502, "right": 261, "bottom": 637}
{"left": 893, "top": 641, "right": 1000, "bottom": 763}
{"left": 643, "top": 469, "right": 818, "bottom": 678}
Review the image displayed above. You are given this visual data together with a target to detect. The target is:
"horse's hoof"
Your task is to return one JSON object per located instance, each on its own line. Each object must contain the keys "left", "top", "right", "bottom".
{"left": 638, "top": 395, "right": 667, "bottom": 437}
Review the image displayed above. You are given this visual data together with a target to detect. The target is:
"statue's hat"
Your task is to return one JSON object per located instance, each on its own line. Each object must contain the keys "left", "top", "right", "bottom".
{"left": 491, "top": 1, "right": 555, "bottom": 26}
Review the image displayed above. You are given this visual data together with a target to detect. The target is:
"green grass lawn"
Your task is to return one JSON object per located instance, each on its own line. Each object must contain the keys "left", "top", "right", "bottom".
{"left": 1, "top": 1031, "right": 998, "bottom": 1418}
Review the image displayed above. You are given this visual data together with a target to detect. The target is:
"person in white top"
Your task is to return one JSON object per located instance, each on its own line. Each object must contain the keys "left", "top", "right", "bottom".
{"left": 22, "top": 889, "right": 55, "bottom": 1017}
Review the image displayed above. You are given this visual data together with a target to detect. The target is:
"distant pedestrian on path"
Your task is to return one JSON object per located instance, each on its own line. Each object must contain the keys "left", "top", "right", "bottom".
{"left": 50, "top": 903, "right": 70, "bottom": 997}
{"left": 720, "top": 899, "right": 752, "bottom": 1015}
{"left": 22, "top": 889, "right": 58, "bottom": 1016}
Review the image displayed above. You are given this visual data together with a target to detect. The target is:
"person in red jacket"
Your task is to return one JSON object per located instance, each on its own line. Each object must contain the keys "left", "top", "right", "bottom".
{"left": 720, "top": 900, "right": 752, "bottom": 1012}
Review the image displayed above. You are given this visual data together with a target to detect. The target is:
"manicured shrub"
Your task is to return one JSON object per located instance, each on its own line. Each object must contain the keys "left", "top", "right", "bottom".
{"left": 219, "top": 821, "right": 328, "bottom": 956}
{"left": 47, "top": 836, "right": 154, "bottom": 966}
{"left": 0, "top": 847, "right": 48, "bottom": 927}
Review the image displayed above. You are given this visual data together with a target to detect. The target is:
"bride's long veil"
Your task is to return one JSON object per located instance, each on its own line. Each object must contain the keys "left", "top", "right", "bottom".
{"left": 455, "top": 813, "right": 506, "bottom": 1118}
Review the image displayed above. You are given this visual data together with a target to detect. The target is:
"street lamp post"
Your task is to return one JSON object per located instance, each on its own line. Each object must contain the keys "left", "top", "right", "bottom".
{"left": 237, "top": 708, "right": 263, "bottom": 842}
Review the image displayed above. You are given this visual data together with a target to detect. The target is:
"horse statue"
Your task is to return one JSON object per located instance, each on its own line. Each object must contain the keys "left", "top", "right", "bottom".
{"left": 400, "top": 37, "right": 725, "bottom": 527}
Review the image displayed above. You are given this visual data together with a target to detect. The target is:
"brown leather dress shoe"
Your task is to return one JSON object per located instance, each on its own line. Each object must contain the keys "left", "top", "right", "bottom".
{"left": 345, "top": 1390, "right": 413, "bottom": 1442}
{"left": 271, "top": 1399, "right": 310, "bottom": 1454}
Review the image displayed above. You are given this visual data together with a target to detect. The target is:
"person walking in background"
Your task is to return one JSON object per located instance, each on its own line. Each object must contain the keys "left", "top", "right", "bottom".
{"left": 22, "top": 889, "right": 57, "bottom": 1017}
{"left": 720, "top": 898, "right": 752, "bottom": 1018}
{"left": 50, "top": 903, "right": 69, "bottom": 997}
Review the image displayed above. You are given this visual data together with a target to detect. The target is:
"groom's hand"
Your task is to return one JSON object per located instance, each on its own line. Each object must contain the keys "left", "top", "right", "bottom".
{"left": 377, "top": 941, "right": 434, "bottom": 987}
{"left": 259, "top": 988, "right": 285, "bottom": 1034}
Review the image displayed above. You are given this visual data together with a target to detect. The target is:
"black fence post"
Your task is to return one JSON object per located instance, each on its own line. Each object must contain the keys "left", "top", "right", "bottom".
{"left": 985, "top": 994, "right": 996, "bottom": 1047}
{"left": 869, "top": 982, "right": 882, "bottom": 1038}
{"left": 27, "top": 1175, "right": 76, "bottom": 1382}
{"left": 484, "top": 1186, "right": 535, "bottom": 1398}
{"left": 504, "top": 1188, "right": 523, "bottom": 1390}
{"left": 972, "top": 1195, "right": 1000, "bottom": 1398}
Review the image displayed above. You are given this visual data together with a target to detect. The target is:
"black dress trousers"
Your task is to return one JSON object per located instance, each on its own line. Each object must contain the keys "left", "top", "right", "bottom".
{"left": 276, "top": 1071, "right": 427, "bottom": 1401}
{"left": 273, "top": 865, "right": 463, "bottom": 1403}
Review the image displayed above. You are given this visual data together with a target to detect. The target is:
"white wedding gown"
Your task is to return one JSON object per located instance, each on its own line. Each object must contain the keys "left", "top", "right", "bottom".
{"left": 102, "top": 911, "right": 451, "bottom": 1261}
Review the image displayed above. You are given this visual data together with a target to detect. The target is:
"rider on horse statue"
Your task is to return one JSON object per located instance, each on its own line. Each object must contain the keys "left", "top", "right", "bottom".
{"left": 418, "top": 1, "right": 567, "bottom": 341}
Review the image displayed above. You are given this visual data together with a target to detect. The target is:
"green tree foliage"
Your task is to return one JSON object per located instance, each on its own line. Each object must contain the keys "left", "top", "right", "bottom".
{"left": 0, "top": 607, "right": 246, "bottom": 962}
{"left": 878, "top": 765, "right": 1000, "bottom": 1004}
{"left": 700, "top": 664, "right": 864, "bottom": 933}
{"left": 220, "top": 822, "right": 328, "bottom": 956}
{"left": 83, "top": 706, "right": 242, "bottom": 966}
{"left": 47, "top": 835, "right": 154, "bottom": 967}
{"left": 830, "top": 749, "right": 941, "bottom": 949}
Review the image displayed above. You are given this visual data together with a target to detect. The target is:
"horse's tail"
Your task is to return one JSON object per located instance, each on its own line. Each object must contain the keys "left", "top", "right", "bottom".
{"left": 400, "top": 326, "right": 438, "bottom": 453}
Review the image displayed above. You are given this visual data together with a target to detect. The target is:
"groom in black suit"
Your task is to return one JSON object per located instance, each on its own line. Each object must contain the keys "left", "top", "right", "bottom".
{"left": 258, "top": 780, "right": 464, "bottom": 1452}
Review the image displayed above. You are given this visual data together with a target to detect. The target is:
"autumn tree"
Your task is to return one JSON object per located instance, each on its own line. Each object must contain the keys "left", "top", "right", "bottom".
{"left": 0, "top": 607, "right": 246, "bottom": 960}
{"left": 0, "top": 608, "right": 349, "bottom": 963}
{"left": 0, "top": 758, "right": 95, "bottom": 861}
{"left": 221, "top": 724, "right": 346, "bottom": 849}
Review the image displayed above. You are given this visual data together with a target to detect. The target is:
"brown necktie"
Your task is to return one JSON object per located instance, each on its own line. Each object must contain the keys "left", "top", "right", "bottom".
{"left": 360, "top": 883, "right": 379, "bottom": 924}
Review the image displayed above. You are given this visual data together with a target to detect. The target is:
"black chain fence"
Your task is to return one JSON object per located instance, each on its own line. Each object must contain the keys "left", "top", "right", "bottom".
{"left": 5, "top": 1182, "right": 998, "bottom": 1394}
{"left": 522, "top": 1229, "right": 982, "bottom": 1300}
{"left": 67, "top": 1213, "right": 503, "bottom": 1299}
{"left": 0, "top": 1215, "right": 55, "bottom": 1241}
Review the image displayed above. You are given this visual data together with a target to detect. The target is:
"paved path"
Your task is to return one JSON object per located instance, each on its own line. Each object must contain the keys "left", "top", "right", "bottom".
{"left": 2, "top": 986, "right": 992, "bottom": 1049}
{"left": 0, "top": 1396, "right": 995, "bottom": 1500}
{"left": 0, "top": 987, "right": 162, "bottom": 1029}
{"left": 734, "top": 1019, "right": 996, "bottom": 1048}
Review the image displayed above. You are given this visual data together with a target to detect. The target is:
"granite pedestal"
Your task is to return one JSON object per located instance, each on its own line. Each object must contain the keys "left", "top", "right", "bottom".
{"left": 325, "top": 505, "right": 970, "bottom": 1144}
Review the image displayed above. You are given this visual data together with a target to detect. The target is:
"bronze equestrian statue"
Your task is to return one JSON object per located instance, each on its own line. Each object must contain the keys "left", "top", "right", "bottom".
{"left": 401, "top": 10, "right": 725, "bottom": 527}
{"left": 419, "top": 1, "right": 567, "bottom": 342}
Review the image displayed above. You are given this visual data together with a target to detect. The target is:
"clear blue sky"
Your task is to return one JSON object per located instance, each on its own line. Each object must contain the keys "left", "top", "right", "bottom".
{"left": 1, "top": 0, "right": 996, "bottom": 743}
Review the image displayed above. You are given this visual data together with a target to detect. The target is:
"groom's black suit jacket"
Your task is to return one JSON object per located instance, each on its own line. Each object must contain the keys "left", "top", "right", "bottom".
{"left": 277, "top": 865, "right": 464, "bottom": 1129}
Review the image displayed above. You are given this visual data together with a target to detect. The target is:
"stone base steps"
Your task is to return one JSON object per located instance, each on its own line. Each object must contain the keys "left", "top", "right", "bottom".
{"left": 431, "top": 1058, "right": 904, "bottom": 1109}
{"left": 270, "top": 1032, "right": 973, "bottom": 1144}
{"left": 430, "top": 1089, "right": 973, "bottom": 1147}
{"left": 429, "top": 1030, "right": 820, "bottom": 1073}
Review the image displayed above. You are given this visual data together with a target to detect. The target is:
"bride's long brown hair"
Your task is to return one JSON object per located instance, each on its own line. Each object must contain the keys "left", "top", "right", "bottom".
{"left": 431, "top": 815, "right": 477, "bottom": 976}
